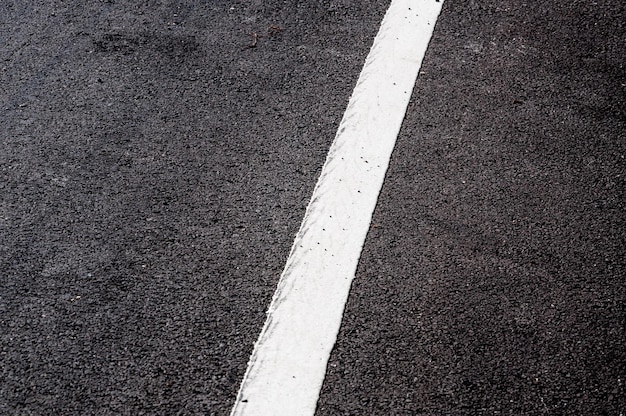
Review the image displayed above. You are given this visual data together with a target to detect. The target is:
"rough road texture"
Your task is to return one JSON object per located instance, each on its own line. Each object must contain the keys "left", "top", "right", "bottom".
{"left": 2, "top": 0, "right": 624, "bottom": 415}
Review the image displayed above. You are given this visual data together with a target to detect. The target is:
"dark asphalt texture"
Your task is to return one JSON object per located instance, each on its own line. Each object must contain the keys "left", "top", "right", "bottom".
{"left": 1, "top": 1, "right": 625, "bottom": 415}
{"left": 317, "top": 0, "right": 625, "bottom": 415}
{"left": 0, "top": 1, "right": 389, "bottom": 414}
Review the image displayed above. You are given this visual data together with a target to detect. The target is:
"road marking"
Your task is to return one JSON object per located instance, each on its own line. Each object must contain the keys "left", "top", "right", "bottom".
{"left": 230, "top": 1, "right": 443, "bottom": 415}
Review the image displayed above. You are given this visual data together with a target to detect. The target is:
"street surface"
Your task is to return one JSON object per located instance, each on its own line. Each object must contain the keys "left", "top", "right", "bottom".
{"left": 1, "top": 0, "right": 624, "bottom": 415}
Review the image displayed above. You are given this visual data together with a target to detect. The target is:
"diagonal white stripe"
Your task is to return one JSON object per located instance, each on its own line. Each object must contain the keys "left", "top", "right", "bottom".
{"left": 230, "top": 1, "right": 443, "bottom": 415}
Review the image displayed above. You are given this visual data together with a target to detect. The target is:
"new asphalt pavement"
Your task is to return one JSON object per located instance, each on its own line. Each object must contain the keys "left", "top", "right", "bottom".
{"left": 1, "top": 0, "right": 624, "bottom": 415}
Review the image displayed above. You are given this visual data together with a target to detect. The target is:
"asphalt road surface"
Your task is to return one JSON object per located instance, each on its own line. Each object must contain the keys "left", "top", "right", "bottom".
{"left": 1, "top": 1, "right": 624, "bottom": 415}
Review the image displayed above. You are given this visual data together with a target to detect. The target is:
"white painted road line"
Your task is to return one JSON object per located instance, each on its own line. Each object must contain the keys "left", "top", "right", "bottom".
{"left": 230, "top": 1, "right": 443, "bottom": 415}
